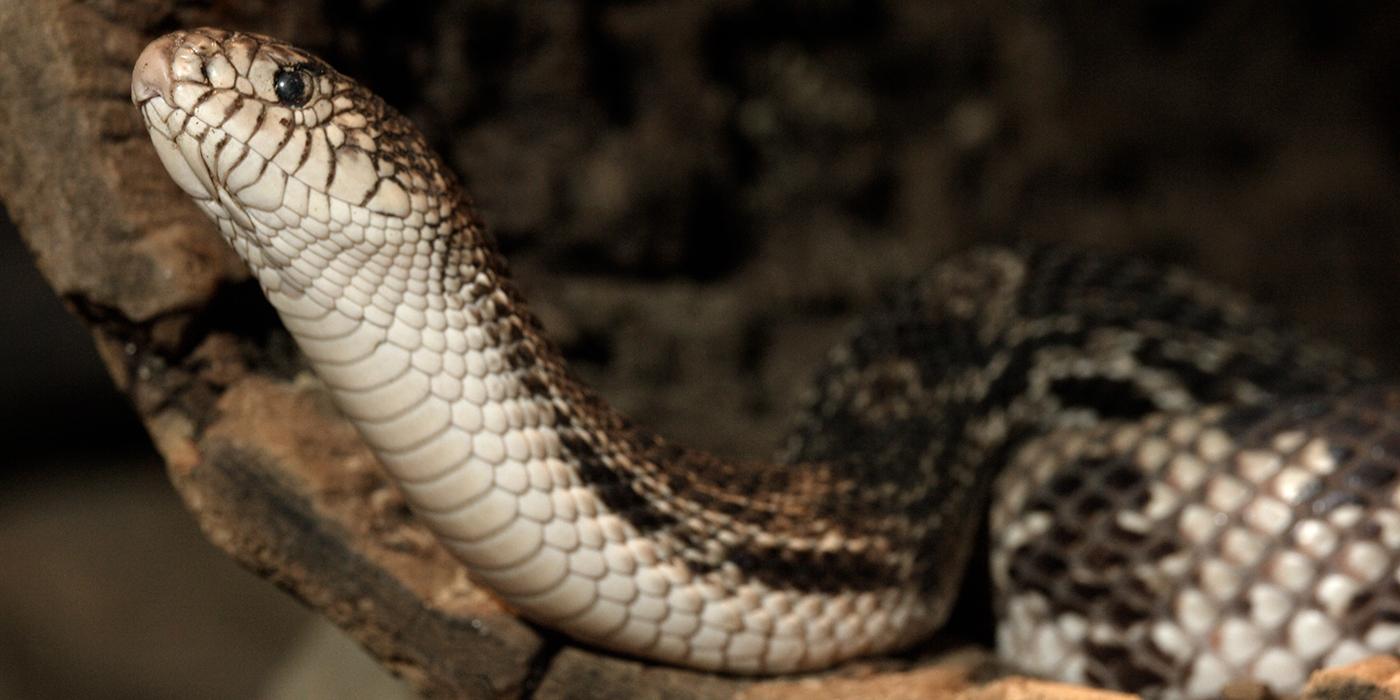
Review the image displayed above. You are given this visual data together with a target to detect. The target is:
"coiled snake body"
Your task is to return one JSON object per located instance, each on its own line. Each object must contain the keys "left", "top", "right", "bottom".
{"left": 133, "top": 29, "right": 1400, "bottom": 698}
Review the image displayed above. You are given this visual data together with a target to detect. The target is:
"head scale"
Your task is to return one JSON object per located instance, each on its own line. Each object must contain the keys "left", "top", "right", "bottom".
{"left": 132, "top": 28, "right": 460, "bottom": 294}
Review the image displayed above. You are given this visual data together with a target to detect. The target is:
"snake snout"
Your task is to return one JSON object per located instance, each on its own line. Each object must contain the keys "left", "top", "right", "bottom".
{"left": 132, "top": 29, "right": 231, "bottom": 106}
{"left": 131, "top": 33, "right": 179, "bottom": 105}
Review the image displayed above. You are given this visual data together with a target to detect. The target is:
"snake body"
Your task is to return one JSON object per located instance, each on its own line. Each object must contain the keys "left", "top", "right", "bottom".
{"left": 132, "top": 29, "right": 1400, "bottom": 698}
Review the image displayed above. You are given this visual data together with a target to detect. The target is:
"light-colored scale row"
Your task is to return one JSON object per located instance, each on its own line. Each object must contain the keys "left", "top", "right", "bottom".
{"left": 251, "top": 211, "right": 931, "bottom": 671}
{"left": 269, "top": 274, "right": 933, "bottom": 671}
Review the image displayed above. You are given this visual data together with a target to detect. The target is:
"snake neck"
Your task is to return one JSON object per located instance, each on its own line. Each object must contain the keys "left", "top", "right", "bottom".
{"left": 245, "top": 184, "right": 942, "bottom": 668}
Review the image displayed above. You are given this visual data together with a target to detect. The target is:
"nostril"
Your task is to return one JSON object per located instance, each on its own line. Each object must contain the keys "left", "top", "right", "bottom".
{"left": 170, "top": 44, "right": 207, "bottom": 84}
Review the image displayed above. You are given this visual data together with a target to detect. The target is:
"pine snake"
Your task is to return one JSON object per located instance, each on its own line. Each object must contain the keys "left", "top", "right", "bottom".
{"left": 132, "top": 28, "right": 1400, "bottom": 698}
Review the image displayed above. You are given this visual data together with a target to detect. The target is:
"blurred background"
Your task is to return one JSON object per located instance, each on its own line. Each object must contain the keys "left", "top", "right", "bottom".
{"left": 5, "top": 0, "right": 1400, "bottom": 697}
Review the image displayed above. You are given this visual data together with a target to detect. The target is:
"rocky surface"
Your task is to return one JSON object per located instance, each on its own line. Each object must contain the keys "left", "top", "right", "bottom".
{"left": 5, "top": 0, "right": 1400, "bottom": 697}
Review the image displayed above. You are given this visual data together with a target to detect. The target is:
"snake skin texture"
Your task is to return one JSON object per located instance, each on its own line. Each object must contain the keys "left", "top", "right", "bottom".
{"left": 131, "top": 28, "right": 1400, "bottom": 698}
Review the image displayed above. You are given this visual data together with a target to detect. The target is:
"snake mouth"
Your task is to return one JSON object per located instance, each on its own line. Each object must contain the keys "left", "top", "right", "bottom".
{"left": 131, "top": 32, "right": 227, "bottom": 202}
{"left": 139, "top": 107, "right": 215, "bottom": 202}
{"left": 137, "top": 98, "right": 224, "bottom": 204}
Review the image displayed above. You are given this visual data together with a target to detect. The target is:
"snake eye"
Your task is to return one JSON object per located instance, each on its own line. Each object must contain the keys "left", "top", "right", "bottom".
{"left": 273, "top": 67, "right": 311, "bottom": 107}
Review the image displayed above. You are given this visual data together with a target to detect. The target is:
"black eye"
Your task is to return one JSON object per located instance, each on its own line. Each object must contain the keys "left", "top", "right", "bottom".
{"left": 273, "top": 68, "right": 310, "bottom": 107}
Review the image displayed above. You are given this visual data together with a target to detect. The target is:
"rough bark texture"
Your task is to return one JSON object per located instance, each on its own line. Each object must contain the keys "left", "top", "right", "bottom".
{"left": 5, "top": 0, "right": 1400, "bottom": 698}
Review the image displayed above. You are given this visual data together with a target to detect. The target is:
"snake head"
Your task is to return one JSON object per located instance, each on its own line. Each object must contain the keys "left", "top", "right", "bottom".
{"left": 132, "top": 28, "right": 456, "bottom": 294}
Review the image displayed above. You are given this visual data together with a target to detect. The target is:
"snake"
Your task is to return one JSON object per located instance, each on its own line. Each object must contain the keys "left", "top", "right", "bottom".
{"left": 130, "top": 28, "right": 1400, "bottom": 698}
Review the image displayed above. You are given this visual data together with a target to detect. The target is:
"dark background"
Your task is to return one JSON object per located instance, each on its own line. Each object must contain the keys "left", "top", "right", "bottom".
{"left": 5, "top": 1, "right": 1400, "bottom": 697}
